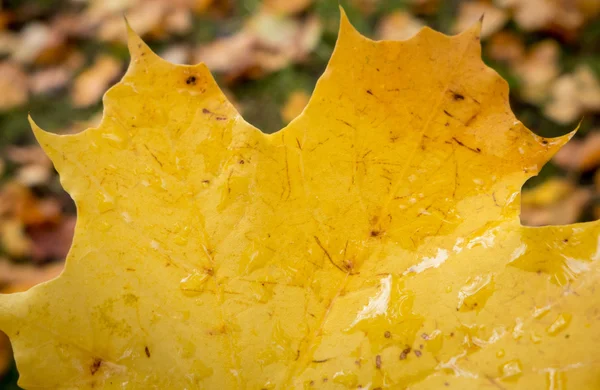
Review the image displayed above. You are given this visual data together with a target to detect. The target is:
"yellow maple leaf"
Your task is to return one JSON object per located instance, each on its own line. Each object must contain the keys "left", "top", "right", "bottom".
{"left": 2, "top": 11, "right": 600, "bottom": 389}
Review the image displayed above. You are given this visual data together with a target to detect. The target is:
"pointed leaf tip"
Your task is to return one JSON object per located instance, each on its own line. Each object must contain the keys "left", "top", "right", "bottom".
{"left": 338, "top": 6, "right": 360, "bottom": 35}
{"left": 29, "top": 115, "right": 62, "bottom": 163}
{"left": 124, "top": 19, "right": 160, "bottom": 65}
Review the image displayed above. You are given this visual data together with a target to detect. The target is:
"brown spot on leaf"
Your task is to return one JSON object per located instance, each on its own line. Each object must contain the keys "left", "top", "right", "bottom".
{"left": 186, "top": 76, "right": 197, "bottom": 85}
{"left": 452, "top": 137, "right": 481, "bottom": 154}
{"left": 376, "top": 355, "right": 382, "bottom": 369}
{"left": 400, "top": 347, "right": 411, "bottom": 360}
{"left": 384, "top": 330, "right": 391, "bottom": 338}
{"left": 415, "top": 350, "right": 422, "bottom": 357}
{"left": 451, "top": 92, "right": 465, "bottom": 101}
{"left": 90, "top": 358, "right": 102, "bottom": 375}
{"left": 366, "top": 89, "right": 373, "bottom": 95}
{"left": 145, "top": 346, "right": 151, "bottom": 358}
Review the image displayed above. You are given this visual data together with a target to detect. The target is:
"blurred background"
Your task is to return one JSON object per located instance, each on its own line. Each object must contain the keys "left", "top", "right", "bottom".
{"left": 0, "top": 0, "right": 598, "bottom": 387}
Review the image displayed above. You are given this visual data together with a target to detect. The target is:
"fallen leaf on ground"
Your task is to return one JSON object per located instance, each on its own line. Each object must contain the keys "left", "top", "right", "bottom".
{"left": 521, "top": 178, "right": 575, "bottom": 207}
{"left": 71, "top": 55, "right": 122, "bottom": 107}
{"left": 485, "top": 31, "right": 524, "bottom": 65}
{"left": 521, "top": 187, "right": 592, "bottom": 226}
{"left": 195, "top": 12, "right": 321, "bottom": 81}
{"left": 453, "top": 1, "right": 507, "bottom": 39}
{"left": 262, "top": 0, "right": 313, "bottom": 15}
{"left": 5, "top": 145, "right": 53, "bottom": 186}
{"left": 29, "top": 216, "right": 76, "bottom": 262}
{"left": 11, "top": 22, "right": 65, "bottom": 65}
{"left": 514, "top": 40, "right": 560, "bottom": 104}
{"left": 0, "top": 259, "right": 64, "bottom": 290}
{"left": 375, "top": 11, "right": 424, "bottom": 41}
{"left": 545, "top": 66, "right": 600, "bottom": 124}
{"left": 1, "top": 12, "right": 599, "bottom": 390}
{"left": 0, "top": 61, "right": 28, "bottom": 111}
{"left": 0, "top": 220, "right": 31, "bottom": 258}
{"left": 498, "top": 0, "right": 596, "bottom": 34}
{"left": 281, "top": 90, "right": 309, "bottom": 123}
{"left": 553, "top": 131, "right": 600, "bottom": 171}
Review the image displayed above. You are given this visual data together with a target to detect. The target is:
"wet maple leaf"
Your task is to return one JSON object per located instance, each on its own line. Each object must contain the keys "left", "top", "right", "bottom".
{"left": 1, "top": 11, "right": 600, "bottom": 389}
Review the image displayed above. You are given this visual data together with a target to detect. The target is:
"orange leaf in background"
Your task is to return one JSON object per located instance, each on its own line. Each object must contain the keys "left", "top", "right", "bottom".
{"left": 71, "top": 55, "right": 122, "bottom": 107}
{"left": 1, "top": 10, "right": 599, "bottom": 390}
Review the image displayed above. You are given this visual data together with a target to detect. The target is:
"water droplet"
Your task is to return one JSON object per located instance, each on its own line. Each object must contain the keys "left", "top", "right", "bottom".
{"left": 546, "top": 313, "right": 572, "bottom": 336}
{"left": 545, "top": 368, "right": 566, "bottom": 390}
{"left": 499, "top": 359, "right": 522, "bottom": 380}
{"left": 457, "top": 274, "right": 495, "bottom": 312}
{"left": 496, "top": 349, "right": 505, "bottom": 358}
{"left": 512, "top": 317, "right": 524, "bottom": 339}
{"left": 530, "top": 331, "right": 542, "bottom": 344}
{"left": 121, "top": 212, "right": 132, "bottom": 223}
{"left": 403, "top": 249, "right": 448, "bottom": 275}
{"left": 97, "top": 192, "right": 115, "bottom": 212}
{"left": 98, "top": 221, "right": 111, "bottom": 231}
{"left": 533, "top": 305, "right": 551, "bottom": 319}
{"left": 180, "top": 269, "right": 211, "bottom": 296}
{"left": 333, "top": 371, "right": 358, "bottom": 387}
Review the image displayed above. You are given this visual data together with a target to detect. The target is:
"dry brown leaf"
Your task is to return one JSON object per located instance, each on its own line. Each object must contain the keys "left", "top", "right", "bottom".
{"left": 165, "top": 8, "right": 193, "bottom": 34}
{"left": 160, "top": 44, "right": 192, "bottom": 65}
{"left": 453, "top": 1, "right": 507, "bottom": 39}
{"left": 486, "top": 31, "right": 525, "bottom": 65}
{"left": 521, "top": 179, "right": 593, "bottom": 226}
{"left": 0, "top": 220, "right": 31, "bottom": 258}
{"left": 29, "top": 217, "right": 76, "bottom": 262}
{"left": 409, "top": 0, "right": 441, "bottom": 14}
{"left": 11, "top": 23, "right": 56, "bottom": 64}
{"left": 262, "top": 0, "right": 313, "bottom": 15}
{"left": 196, "top": 13, "right": 321, "bottom": 80}
{"left": 16, "top": 165, "right": 52, "bottom": 187}
{"left": 521, "top": 178, "right": 575, "bottom": 207}
{"left": 29, "top": 51, "right": 85, "bottom": 95}
{"left": 545, "top": 66, "right": 600, "bottom": 124}
{"left": 71, "top": 55, "right": 122, "bottom": 107}
{"left": 29, "top": 67, "right": 71, "bottom": 95}
{"left": 553, "top": 131, "right": 600, "bottom": 171}
{"left": 281, "top": 90, "right": 310, "bottom": 123}
{"left": 0, "top": 259, "right": 64, "bottom": 288}
{"left": 499, "top": 0, "right": 556, "bottom": 31}
{"left": 375, "top": 11, "right": 424, "bottom": 41}
{"left": 0, "top": 61, "right": 28, "bottom": 111}
{"left": 5, "top": 146, "right": 51, "bottom": 167}
{"left": 514, "top": 40, "right": 559, "bottom": 104}
{"left": 498, "top": 0, "right": 587, "bottom": 33}
{"left": 60, "top": 112, "right": 104, "bottom": 135}
{"left": 0, "top": 182, "right": 61, "bottom": 226}
{"left": 6, "top": 146, "right": 53, "bottom": 186}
